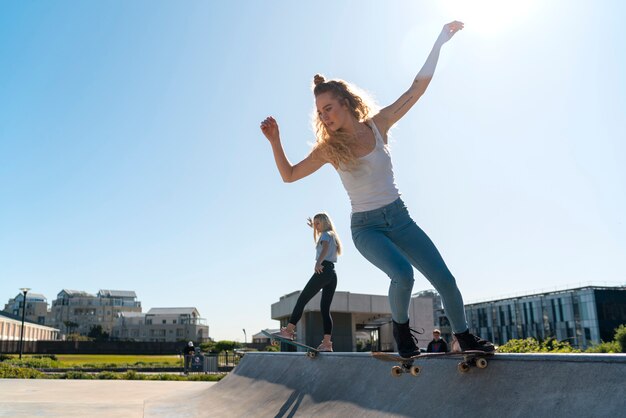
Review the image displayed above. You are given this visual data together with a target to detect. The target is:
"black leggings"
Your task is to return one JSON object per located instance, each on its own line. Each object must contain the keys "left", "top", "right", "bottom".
{"left": 289, "top": 260, "right": 337, "bottom": 335}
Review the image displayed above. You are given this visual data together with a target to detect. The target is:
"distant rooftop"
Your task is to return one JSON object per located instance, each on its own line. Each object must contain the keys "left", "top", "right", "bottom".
{"left": 118, "top": 312, "right": 145, "bottom": 318}
{"left": 58, "top": 289, "right": 95, "bottom": 298}
{"left": 98, "top": 289, "right": 137, "bottom": 299}
{"left": 14, "top": 292, "right": 47, "bottom": 301}
{"left": 146, "top": 307, "right": 200, "bottom": 316}
{"left": 466, "top": 282, "right": 626, "bottom": 305}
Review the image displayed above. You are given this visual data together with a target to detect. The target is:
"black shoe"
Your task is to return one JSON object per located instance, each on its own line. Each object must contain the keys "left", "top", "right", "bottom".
{"left": 393, "top": 320, "right": 422, "bottom": 358}
{"left": 454, "top": 330, "right": 495, "bottom": 353}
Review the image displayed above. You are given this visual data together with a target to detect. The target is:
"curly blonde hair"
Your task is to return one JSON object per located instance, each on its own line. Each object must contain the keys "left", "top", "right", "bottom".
{"left": 311, "top": 74, "right": 377, "bottom": 170}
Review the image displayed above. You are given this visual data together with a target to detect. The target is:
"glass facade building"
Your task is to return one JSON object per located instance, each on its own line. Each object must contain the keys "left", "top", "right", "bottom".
{"left": 464, "top": 286, "right": 626, "bottom": 349}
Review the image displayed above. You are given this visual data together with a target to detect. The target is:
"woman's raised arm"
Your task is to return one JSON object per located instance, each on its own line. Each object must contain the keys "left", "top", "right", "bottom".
{"left": 260, "top": 116, "right": 326, "bottom": 183}
{"left": 375, "top": 21, "right": 464, "bottom": 134}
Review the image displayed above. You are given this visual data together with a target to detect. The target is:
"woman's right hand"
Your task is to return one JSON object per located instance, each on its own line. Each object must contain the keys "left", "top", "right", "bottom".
{"left": 260, "top": 116, "right": 280, "bottom": 144}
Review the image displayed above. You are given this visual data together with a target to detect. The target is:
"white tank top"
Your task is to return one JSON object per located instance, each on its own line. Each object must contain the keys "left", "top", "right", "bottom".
{"left": 336, "top": 120, "right": 401, "bottom": 213}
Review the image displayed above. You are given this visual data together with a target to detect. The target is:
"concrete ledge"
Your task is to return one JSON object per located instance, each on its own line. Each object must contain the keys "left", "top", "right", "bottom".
{"left": 145, "top": 352, "right": 626, "bottom": 417}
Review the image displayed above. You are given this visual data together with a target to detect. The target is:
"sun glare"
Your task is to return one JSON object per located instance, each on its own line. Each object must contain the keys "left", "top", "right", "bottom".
{"left": 440, "top": 0, "right": 539, "bottom": 35}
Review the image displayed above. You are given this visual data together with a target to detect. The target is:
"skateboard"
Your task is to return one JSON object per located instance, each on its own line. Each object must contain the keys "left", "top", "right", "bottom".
{"left": 261, "top": 330, "right": 320, "bottom": 359}
{"left": 372, "top": 350, "right": 494, "bottom": 377}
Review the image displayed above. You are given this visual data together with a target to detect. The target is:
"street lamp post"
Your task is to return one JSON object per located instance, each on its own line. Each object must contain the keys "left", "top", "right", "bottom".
{"left": 243, "top": 328, "right": 247, "bottom": 345}
{"left": 19, "top": 288, "right": 30, "bottom": 359}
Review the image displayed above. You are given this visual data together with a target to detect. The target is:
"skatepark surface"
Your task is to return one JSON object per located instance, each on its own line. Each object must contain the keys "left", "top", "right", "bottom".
{"left": 145, "top": 352, "right": 626, "bottom": 417}
{"left": 2, "top": 352, "right": 625, "bottom": 417}
{"left": 0, "top": 379, "right": 214, "bottom": 417}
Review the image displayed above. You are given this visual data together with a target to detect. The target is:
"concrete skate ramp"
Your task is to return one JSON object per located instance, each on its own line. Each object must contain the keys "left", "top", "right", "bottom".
{"left": 145, "top": 352, "right": 626, "bottom": 417}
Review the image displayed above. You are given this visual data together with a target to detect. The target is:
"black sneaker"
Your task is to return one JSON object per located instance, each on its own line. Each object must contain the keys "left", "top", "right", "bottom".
{"left": 393, "top": 320, "right": 422, "bottom": 358}
{"left": 454, "top": 330, "right": 495, "bottom": 353}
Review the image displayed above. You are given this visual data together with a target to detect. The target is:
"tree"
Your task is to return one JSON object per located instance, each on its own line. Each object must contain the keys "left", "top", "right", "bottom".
{"left": 614, "top": 324, "right": 626, "bottom": 353}
{"left": 200, "top": 341, "right": 216, "bottom": 353}
{"left": 63, "top": 321, "right": 79, "bottom": 335}
{"left": 213, "top": 340, "right": 241, "bottom": 353}
{"left": 87, "top": 325, "right": 110, "bottom": 341}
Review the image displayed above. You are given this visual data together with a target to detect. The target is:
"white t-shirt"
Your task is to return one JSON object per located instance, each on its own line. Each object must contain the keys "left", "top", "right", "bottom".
{"left": 336, "top": 120, "right": 401, "bottom": 213}
{"left": 316, "top": 231, "right": 338, "bottom": 263}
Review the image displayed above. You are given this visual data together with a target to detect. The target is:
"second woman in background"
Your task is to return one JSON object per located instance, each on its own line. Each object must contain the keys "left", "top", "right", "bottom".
{"left": 274, "top": 212, "right": 342, "bottom": 352}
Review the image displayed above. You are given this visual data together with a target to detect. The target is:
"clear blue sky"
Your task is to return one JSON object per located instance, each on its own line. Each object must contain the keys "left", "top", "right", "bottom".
{"left": 1, "top": 1, "right": 624, "bottom": 341}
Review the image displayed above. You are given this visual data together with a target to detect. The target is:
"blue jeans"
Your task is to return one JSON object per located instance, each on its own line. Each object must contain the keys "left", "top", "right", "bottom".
{"left": 351, "top": 198, "right": 468, "bottom": 333}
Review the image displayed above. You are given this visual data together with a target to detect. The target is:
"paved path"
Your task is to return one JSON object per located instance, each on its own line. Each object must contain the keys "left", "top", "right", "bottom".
{"left": 0, "top": 379, "right": 215, "bottom": 417}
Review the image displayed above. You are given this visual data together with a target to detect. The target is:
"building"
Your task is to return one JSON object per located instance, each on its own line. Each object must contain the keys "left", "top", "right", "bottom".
{"left": 111, "top": 307, "right": 210, "bottom": 343}
{"left": 465, "top": 285, "right": 626, "bottom": 350}
{"left": 3, "top": 292, "right": 49, "bottom": 325}
{"left": 49, "top": 289, "right": 142, "bottom": 335}
{"left": 0, "top": 311, "right": 60, "bottom": 342}
{"left": 252, "top": 329, "right": 279, "bottom": 346}
{"left": 271, "top": 291, "right": 435, "bottom": 352}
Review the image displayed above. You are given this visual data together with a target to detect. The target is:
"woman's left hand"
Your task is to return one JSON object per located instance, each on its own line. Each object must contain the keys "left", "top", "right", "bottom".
{"left": 315, "top": 262, "right": 324, "bottom": 274}
{"left": 437, "top": 21, "right": 464, "bottom": 45}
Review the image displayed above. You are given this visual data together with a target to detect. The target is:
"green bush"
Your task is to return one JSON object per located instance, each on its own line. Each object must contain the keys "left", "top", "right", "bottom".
{"left": 5, "top": 357, "right": 61, "bottom": 368}
{"left": 497, "top": 338, "right": 541, "bottom": 353}
{"left": 97, "top": 371, "right": 120, "bottom": 380}
{"left": 585, "top": 341, "right": 620, "bottom": 353}
{"left": 33, "top": 354, "right": 58, "bottom": 361}
{"left": 539, "top": 337, "right": 580, "bottom": 353}
{"left": 61, "top": 371, "right": 94, "bottom": 379}
{"left": 614, "top": 324, "right": 626, "bottom": 353}
{"left": 184, "top": 373, "right": 225, "bottom": 382}
{"left": 148, "top": 373, "right": 225, "bottom": 382}
{"left": 122, "top": 370, "right": 145, "bottom": 380}
{"left": 497, "top": 337, "right": 580, "bottom": 353}
{"left": 0, "top": 363, "right": 43, "bottom": 379}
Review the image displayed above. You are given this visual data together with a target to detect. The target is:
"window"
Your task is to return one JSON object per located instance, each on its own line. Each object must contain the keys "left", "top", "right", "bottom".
{"left": 162, "top": 320, "right": 167, "bottom": 324}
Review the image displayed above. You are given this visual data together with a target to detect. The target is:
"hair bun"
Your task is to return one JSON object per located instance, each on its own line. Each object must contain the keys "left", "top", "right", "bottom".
{"left": 313, "top": 74, "right": 326, "bottom": 85}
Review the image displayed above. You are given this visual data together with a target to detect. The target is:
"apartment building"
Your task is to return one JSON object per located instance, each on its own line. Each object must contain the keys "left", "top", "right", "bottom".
{"left": 3, "top": 292, "right": 49, "bottom": 325}
{"left": 49, "top": 289, "right": 142, "bottom": 335}
{"left": 111, "top": 307, "right": 209, "bottom": 342}
{"left": 465, "top": 285, "right": 626, "bottom": 350}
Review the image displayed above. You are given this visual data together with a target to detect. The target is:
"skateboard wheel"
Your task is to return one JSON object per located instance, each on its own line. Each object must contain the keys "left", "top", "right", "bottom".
{"left": 458, "top": 362, "right": 470, "bottom": 373}
{"left": 307, "top": 351, "right": 317, "bottom": 359}
{"left": 476, "top": 357, "right": 488, "bottom": 369}
{"left": 391, "top": 366, "right": 403, "bottom": 377}
{"left": 409, "top": 365, "right": 421, "bottom": 376}
{"left": 271, "top": 340, "right": 279, "bottom": 347}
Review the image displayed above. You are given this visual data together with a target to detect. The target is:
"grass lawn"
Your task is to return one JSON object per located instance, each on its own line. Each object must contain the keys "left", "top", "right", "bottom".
{"left": 53, "top": 354, "right": 183, "bottom": 367}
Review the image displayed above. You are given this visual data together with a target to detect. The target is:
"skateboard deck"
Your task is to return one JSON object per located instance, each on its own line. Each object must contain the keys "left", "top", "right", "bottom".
{"left": 262, "top": 330, "right": 320, "bottom": 358}
{"left": 372, "top": 350, "right": 494, "bottom": 377}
